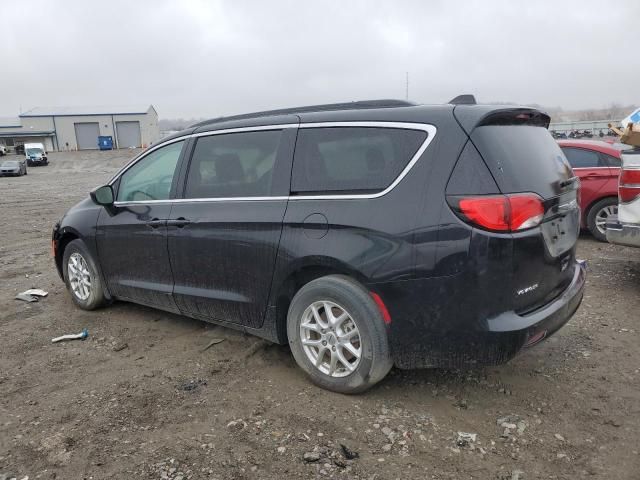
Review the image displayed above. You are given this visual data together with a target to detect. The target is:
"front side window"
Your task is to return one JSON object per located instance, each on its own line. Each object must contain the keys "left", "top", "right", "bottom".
{"left": 561, "top": 147, "right": 603, "bottom": 168}
{"left": 291, "top": 127, "right": 427, "bottom": 194}
{"left": 117, "top": 140, "right": 184, "bottom": 202}
{"left": 184, "top": 130, "right": 282, "bottom": 198}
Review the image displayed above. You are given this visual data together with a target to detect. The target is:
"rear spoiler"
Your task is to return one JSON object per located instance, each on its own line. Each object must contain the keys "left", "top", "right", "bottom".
{"left": 453, "top": 106, "right": 551, "bottom": 134}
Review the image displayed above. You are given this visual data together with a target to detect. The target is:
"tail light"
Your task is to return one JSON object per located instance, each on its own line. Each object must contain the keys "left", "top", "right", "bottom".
{"left": 449, "top": 193, "right": 544, "bottom": 232}
{"left": 619, "top": 168, "right": 640, "bottom": 203}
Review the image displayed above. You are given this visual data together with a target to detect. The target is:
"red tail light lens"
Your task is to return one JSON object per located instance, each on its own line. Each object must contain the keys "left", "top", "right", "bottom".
{"left": 619, "top": 169, "right": 640, "bottom": 203}
{"left": 454, "top": 193, "right": 544, "bottom": 232}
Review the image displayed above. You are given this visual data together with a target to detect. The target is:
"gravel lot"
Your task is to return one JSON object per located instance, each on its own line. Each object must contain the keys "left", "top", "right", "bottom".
{"left": 1, "top": 149, "right": 639, "bottom": 480}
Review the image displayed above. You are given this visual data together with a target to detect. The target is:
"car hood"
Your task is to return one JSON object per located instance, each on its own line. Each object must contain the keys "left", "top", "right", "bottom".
{"left": 1, "top": 161, "right": 20, "bottom": 167}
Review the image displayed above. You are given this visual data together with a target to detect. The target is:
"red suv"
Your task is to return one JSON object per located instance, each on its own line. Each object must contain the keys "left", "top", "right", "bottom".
{"left": 558, "top": 140, "right": 622, "bottom": 241}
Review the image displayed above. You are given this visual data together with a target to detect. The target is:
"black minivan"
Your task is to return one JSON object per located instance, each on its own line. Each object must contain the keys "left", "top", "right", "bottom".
{"left": 53, "top": 99, "right": 586, "bottom": 393}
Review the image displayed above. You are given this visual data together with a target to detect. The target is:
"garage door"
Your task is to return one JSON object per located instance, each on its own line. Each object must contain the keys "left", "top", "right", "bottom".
{"left": 74, "top": 123, "right": 100, "bottom": 150}
{"left": 116, "top": 121, "right": 141, "bottom": 149}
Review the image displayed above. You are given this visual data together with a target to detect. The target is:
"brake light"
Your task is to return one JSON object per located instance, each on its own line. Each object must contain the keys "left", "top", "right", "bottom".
{"left": 619, "top": 168, "right": 640, "bottom": 203}
{"left": 454, "top": 193, "right": 544, "bottom": 232}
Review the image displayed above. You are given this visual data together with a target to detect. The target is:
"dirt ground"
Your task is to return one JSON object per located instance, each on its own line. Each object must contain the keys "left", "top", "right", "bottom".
{"left": 1, "top": 149, "right": 639, "bottom": 480}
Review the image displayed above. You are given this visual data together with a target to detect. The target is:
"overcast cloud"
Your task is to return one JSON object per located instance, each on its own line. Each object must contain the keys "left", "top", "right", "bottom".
{"left": 2, "top": 0, "right": 638, "bottom": 118}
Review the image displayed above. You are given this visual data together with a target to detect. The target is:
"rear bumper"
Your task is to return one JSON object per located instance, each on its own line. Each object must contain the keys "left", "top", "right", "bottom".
{"left": 606, "top": 215, "right": 640, "bottom": 248}
{"left": 389, "top": 260, "right": 586, "bottom": 369}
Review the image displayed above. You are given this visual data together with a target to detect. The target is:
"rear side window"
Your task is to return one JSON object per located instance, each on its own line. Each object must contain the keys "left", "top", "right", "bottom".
{"left": 561, "top": 147, "right": 605, "bottom": 168}
{"left": 291, "top": 127, "right": 427, "bottom": 194}
{"left": 471, "top": 126, "right": 573, "bottom": 198}
{"left": 603, "top": 153, "right": 621, "bottom": 167}
{"left": 184, "top": 130, "right": 282, "bottom": 198}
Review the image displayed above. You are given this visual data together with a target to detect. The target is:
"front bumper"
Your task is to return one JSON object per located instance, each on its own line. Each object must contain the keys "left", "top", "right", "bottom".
{"left": 606, "top": 215, "right": 640, "bottom": 248}
{"left": 0, "top": 169, "right": 20, "bottom": 175}
{"left": 391, "top": 260, "right": 586, "bottom": 369}
{"left": 27, "top": 157, "right": 47, "bottom": 165}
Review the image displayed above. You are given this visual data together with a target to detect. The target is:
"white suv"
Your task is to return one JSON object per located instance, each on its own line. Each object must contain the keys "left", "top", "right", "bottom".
{"left": 0, "top": 145, "right": 7, "bottom": 156}
{"left": 607, "top": 148, "right": 640, "bottom": 247}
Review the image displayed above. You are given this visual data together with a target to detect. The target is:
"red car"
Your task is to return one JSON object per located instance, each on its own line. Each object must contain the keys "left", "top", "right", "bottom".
{"left": 557, "top": 140, "right": 622, "bottom": 241}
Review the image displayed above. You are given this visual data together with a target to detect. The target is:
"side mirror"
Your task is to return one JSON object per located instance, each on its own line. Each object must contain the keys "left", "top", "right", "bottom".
{"left": 90, "top": 185, "right": 114, "bottom": 206}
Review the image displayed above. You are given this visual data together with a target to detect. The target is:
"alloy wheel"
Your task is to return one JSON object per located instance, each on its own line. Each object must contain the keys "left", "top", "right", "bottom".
{"left": 595, "top": 205, "right": 618, "bottom": 235}
{"left": 67, "top": 252, "right": 92, "bottom": 301}
{"left": 299, "top": 300, "right": 362, "bottom": 377}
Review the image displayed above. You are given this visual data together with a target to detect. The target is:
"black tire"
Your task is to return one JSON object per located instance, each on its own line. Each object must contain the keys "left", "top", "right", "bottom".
{"left": 587, "top": 197, "right": 618, "bottom": 242}
{"left": 62, "top": 239, "right": 106, "bottom": 310}
{"left": 287, "top": 275, "right": 393, "bottom": 394}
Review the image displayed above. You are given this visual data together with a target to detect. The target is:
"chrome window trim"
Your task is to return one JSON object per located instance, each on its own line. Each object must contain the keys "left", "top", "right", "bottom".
{"left": 108, "top": 136, "right": 189, "bottom": 185}
{"left": 292, "top": 121, "right": 436, "bottom": 200}
{"left": 571, "top": 167, "right": 613, "bottom": 170}
{"left": 110, "top": 121, "right": 437, "bottom": 206}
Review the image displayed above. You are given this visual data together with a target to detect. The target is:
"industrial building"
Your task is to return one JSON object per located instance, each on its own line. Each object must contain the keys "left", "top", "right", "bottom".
{"left": 0, "top": 105, "right": 160, "bottom": 151}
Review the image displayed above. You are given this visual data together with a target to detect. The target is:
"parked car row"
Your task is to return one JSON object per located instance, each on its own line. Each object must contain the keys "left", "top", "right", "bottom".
{"left": 0, "top": 142, "right": 49, "bottom": 177}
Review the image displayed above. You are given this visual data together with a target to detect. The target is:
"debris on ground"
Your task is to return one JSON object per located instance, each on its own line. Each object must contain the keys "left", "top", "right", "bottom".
{"left": 177, "top": 379, "right": 207, "bottom": 392}
{"left": 340, "top": 443, "right": 359, "bottom": 460}
{"left": 303, "top": 451, "right": 321, "bottom": 463}
{"left": 22, "top": 288, "right": 48, "bottom": 297}
{"left": 15, "top": 293, "right": 38, "bottom": 303}
{"left": 112, "top": 342, "right": 128, "bottom": 352}
{"left": 456, "top": 431, "right": 477, "bottom": 446}
{"left": 200, "top": 337, "right": 225, "bottom": 352}
{"left": 15, "top": 288, "right": 48, "bottom": 303}
{"left": 51, "top": 328, "right": 89, "bottom": 343}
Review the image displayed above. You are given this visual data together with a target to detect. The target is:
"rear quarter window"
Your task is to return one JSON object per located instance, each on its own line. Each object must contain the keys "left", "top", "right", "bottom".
{"left": 291, "top": 127, "right": 427, "bottom": 194}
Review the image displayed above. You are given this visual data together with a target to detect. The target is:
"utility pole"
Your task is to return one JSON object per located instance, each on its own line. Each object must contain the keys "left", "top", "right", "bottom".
{"left": 405, "top": 72, "right": 409, "bottom": 101}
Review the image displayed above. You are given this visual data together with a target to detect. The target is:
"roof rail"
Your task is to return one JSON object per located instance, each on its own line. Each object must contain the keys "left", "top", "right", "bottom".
{"left": 190, "top": 99, "right": 416, "bottom": 128}
{"left": 448, "top": 94, "right": 477, "bottom": 105}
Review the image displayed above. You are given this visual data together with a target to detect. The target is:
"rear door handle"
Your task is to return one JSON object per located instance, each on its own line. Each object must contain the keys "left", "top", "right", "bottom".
{"left": 146, "top": 218, "right": 165, "bottom": 229}
{"left": 167, "top": 217, "right": 191, "bottom": 228}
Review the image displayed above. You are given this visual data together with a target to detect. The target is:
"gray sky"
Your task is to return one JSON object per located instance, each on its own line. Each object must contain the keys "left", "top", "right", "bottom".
{"left": 2, "top": 0, "right": 638, "bottom": 118}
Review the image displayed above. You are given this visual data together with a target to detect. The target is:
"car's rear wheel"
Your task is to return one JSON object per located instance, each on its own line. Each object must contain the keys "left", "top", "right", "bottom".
{"left": 287, "top": 275, "right": 392, "bottom": 394}
{"left": 587, "top": 197, "right": 618, "bottom": 242}
{"left": 63, "top": 239, "right": 106, "bottom": 310}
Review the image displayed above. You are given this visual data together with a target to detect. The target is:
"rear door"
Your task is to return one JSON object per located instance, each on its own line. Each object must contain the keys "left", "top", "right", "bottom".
{"left": 561, "top": 146, "right": 613, "bottom": 218}
{"left": 167, "top": 126, "right": 297, "bottom": 328}
{"left": 468, "top": 121, "right": 580, "bottom": 313}
{"left": 96, "top": 140, "right": 185, "bottom": 311}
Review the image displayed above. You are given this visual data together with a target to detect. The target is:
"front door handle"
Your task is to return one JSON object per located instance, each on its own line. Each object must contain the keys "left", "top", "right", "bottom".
{"left": 146, "top": 218, "right": 165, "bottom": 229}
{"left": 167, "top": 217, "right": 191, "bottom": 228}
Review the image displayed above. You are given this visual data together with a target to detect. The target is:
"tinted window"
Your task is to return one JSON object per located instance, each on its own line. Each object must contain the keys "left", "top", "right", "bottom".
{"left": 117, "top": 141, "right": 183, "bottom": 202}
{"left": 603, "top": 153, "right": 621, "bottom": 167}
{"left": 471, "top": 126, "right": 573, "bottom": 198}
{"left": 291, "top": 127, "right": 427, "bottom": 194}
{"left": 561, "top": 147, "right": 604, "bottom": 168}
{"left": 184, "top": 130, "right": 282, "bottom": 198}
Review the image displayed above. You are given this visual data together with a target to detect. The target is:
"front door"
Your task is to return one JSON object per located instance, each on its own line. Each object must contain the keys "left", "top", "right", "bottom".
{"left": 96, "top": 140, "right": 185, "bottom": 311}
{"left": 168, "top": 127, "right": 296, "bottom": 328}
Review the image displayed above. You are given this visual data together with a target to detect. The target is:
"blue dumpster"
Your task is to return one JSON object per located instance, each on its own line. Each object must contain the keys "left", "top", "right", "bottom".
{"left": 98, "top": 136, "right": 113, "bottom": 150}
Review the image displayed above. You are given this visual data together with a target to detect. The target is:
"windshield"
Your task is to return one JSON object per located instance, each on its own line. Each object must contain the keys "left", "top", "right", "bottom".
{"left": 26, "top": 148, "right": 44, "bottom": 156}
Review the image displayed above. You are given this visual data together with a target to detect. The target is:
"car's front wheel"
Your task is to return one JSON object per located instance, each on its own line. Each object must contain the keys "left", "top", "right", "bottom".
{"left": 63, "top": 239, "right": 106, "bottom": 310}
{"left": 287, "top": 275, "right": 393, "bottom": 394}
